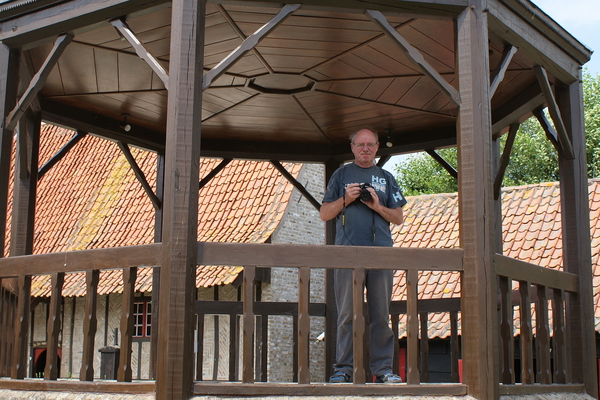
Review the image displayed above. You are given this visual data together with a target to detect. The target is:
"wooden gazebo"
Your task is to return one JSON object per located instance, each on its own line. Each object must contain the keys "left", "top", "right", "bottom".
{"left": 0, "top": 0, "right": 595, "bottom": 399}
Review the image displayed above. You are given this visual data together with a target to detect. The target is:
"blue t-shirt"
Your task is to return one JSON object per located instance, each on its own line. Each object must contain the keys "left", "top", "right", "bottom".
{"left": 322, "top": 163, "right": 407, "bottom": 247}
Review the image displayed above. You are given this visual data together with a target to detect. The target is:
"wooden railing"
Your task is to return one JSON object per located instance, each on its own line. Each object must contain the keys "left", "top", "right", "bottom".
{"left": 495, "top": 254, "right": 586, "bottom": 395}
{"left": 0, "top": 242, "right": 468, "bottom": 397}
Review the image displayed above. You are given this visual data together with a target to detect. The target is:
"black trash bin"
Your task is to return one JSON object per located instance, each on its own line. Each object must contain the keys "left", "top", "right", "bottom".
{"left": 99, "top": 346, "right": 120, "bottom": 380}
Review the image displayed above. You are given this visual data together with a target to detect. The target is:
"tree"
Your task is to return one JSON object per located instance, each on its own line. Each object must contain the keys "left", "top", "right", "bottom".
{"left": 393, "top": 71, "right": 600, "bottom": 195}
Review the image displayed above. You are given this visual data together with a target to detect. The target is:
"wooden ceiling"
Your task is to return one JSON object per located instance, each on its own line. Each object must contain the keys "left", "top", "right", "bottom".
{"left": 11, "top": 1, "right": 576, "bottom": 161}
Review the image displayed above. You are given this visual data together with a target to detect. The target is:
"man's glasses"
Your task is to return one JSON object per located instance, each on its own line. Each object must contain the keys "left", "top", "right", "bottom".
{"left": 352, "top": 142, "right": 377, "bottom": 148}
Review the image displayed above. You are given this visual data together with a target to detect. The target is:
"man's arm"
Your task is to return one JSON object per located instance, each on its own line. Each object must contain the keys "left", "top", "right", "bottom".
{"left": 320, "top": 183, "right": 361, "bottom": 221}
{"left": 364, "top": 187, "right": 404, "bottom": 225}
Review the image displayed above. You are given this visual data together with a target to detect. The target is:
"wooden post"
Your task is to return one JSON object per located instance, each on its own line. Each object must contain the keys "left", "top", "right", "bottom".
{"left": 155, "top": 0, "right": 206, "bottom": 398}
{"left": 0, "top": 44, "right": 19, "bottom": 259}
{"left": 150, "top": 153, "right": 164, "bottom": 380}
{"left": 323, "top": 158, "right": 340, "bottom": 381}
{"left": 556, "top": 74, "right": 598, "bottom": 396}
{"left": 456, "top": 2, "right": 498, "bottom": 399}
{"left": 10, "top": 112, "right": 40, "bottom": 379}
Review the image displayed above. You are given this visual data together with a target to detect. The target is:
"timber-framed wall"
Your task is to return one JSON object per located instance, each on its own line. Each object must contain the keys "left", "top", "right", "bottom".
{"left": 0, "top": 0, "right": 595, "bottom": 399}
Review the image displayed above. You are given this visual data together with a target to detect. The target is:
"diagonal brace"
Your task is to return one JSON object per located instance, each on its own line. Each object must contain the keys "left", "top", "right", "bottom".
{"left": 494, "top": 123, "right": 519, "bottom": 200}
{"left": 202, "top": 4, "right": 300, "bottom": 90}
{"left": 270, "top": 160, "right": 321, "bottom": 211}
{"left": 533, "top": 65, "right": 574, "bottom": 159}
{"left": 111, "top": 19, "right": 169, "bottom": 89}
{"left": 426, "top": 149, "right": 457, "bottom": 179}
{"left": 366, "top": 9, "right": 460, "bottom": 107}
{"left": 5, "top": 34, "right": 73, "bottom": 131}
{"left": 38, "top": 129, "right": 87, "bottom": 180}
{"left": 117, "top": 141, "right": 161, "bottom": 210}
{"left": 490, "top": 45, "right": 517, "bottom": 98}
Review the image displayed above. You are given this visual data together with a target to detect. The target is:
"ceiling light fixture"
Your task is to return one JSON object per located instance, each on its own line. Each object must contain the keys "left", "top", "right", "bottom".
{"left": 120, "top": 113, "right": 131, "bottom": 132}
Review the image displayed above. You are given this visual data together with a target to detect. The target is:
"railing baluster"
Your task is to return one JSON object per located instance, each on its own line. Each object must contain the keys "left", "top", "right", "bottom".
{"left": 297, "top": 266, "right": 310, "bottom": 384}
{"left": 518, "top": 281, "right": 533, "bottom": 384}
{"left": 229, "top": 313, "right": 239, "bottom": 381}
{"left": 242, "top": 266, "right": 255, "bottom": 383}
{"left": 196, "top": 314, "right": 204, "bottom": 381}
{"left": 80, "top": 270, "right": 99, "bottom": 381}
{"left": 535, "top": 284, "right": 551, "bottom": 383}
{"left": 406, "top": 269, "right": 419, "bottom": 384}
{"left": 118, "top": 267, "right": 136, "bottom": 382}
{"left": 499, "top": 276, "right": 514, "bottom": 384}
{"left": 419, "top": 312, "right": 429, "bottom": 382}
{"left": 352, "top": 266, "right": 366, "bottom": 384}
{"left": 391, "top": 314, "right": 399, "bottom": 376}
{"left": 11, "top": 275, "right": 30, "bottom": 379}
{"left": 45, "top": 272, "right": 64, "bottom": 380}
{"left": 552, "top": 288, "right": 567, "bottom": 383}
{"left": 450, "top": 310, "right": 460, "bottom": 383}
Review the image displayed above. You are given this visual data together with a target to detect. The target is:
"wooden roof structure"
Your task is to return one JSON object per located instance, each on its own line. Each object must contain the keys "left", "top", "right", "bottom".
{"left": 0, "top": 0, "right": 595, "bottom": 399}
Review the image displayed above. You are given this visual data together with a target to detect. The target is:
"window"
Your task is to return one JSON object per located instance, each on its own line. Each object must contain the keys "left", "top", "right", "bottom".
{"left": 133, "top": 300, "right": 152, "bottom": 337}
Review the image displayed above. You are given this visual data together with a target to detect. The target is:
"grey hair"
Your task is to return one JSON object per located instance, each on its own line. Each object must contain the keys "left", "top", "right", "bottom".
{"left": 349, "top": 129, "right": 379, "bottom": 143}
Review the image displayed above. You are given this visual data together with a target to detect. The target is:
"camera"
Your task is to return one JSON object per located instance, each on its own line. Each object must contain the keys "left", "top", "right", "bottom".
{"left": 358, "top": 183, "right": 372, "bottom": 201}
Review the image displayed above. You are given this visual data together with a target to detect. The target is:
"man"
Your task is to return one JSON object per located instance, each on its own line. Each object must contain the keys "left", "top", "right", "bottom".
{"left": 320, "top": 128, "right": 406, "bottom": 384}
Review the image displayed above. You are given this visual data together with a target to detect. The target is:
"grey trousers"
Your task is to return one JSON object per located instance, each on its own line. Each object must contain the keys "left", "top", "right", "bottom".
{"left": 333, "top": 268, "right": 395, "bottom": 377}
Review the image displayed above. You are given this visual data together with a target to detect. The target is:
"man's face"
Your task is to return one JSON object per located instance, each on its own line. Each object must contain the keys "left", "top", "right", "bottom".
{"left": 351, "top": 130, "right": 379, "bottom": 167}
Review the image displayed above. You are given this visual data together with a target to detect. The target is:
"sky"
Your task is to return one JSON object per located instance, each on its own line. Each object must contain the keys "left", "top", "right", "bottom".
{"left": 383, "top": 0, "right": 599, "bottom": 173}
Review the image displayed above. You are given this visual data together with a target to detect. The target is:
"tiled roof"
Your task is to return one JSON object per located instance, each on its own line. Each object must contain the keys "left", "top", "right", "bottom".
{"left": 5, "top": 124, "right": 300, "bottom": 295}
{"left": 391, "top": 179, "right": 600, "bottom": 338}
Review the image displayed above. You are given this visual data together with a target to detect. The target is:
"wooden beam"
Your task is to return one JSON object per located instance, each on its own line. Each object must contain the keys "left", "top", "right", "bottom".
{"left": 487, "top": 1, "right": 581, "bottom": 84}
{"left": 40, "top": 99, "right": 165, "bottom": 153}
{"left": 38, "top": 130, "right": 87, "bottom": 180}
{"left": 45, "top": 272, "right": 64, "bottom": 380}
{"left": 533, "top": 107, "right": 559, "bottom": 149}
{"left": 0, "top": 0, "right": 169, "bottom": 49}
{"left": 493, "top": 123, "right": 518, "bottom": 200}
{"left": 425, "top": 149, "right": 457, "bottom": 179}
{"left": 199, "top": 158, "right": 232, "bottom": 189}
{"left": 556, "top": 76, "right": 598, "bottom": 395}
{"left": 0, "top": 244, "right": 161, "bottom": 277}
{"left": 110, "top": 19, "right": 169, "bottom": 89}
{"left": 491, "top": 82, "right": 545, "bottom": 136}
{"left": 118, "top": 267, "right": 136, "bottom": 382}
{"left": 80, "top": 270, "right": 99, "bottom": 381}
{"left": 10, "top": 113, "right": 40, "bottom": 256}
{"left": 406, "top": 269, "right": 419, "bottom": 384}
{"left": 117, "top": 141, "right": 161, "bottom": 210}
{"left": 270, "top": 161, "right": 321, "bottom": 211}
{"left": 11, "top": 275, "right": 31, "bottom": 379}
{"left": 533, "top": 66, "right": 574, "bottom": 159}
{"left": 155, "top": 0, "right": 205, "bottom": 397}
{"left": 242, "top": 266, "right": 255, "bottom": 383}
{"left": 494, "top": 254, "right": 578, "bottom": 292}
{"left": 455, "top": 3, "right": 497, "bottom": 399}
{"left": 0, "top": 44, "right": 20, "bottom": 258}
{"left": 297, "top": 267, "right": 310, "bottom": 384}
{"left": 215, "top": 4, "right": 274, "bottom": 74}
{"left": 5, "top": 34, "right": 73, "bottom": 132}
{"left": 366, "top": 9, "right": 461, "bottom": 107}
{"left": 198, "top": 242, "right": 463, "bottom": 271}
{"left": 489, "top": 45, "right": 517, "bottom": 98}
{"left": 202, "top": 4, "right": 300, "bottom": 90}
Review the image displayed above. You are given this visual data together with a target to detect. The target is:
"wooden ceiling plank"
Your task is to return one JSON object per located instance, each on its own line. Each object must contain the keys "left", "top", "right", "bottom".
{"left": 490, "top": 45, "right": 517, "bottom": 98}
{"left": 0, "top": 0, "right": 170, "bottom": 49}
{"left": 5, "top": 34, "right": 73, "bottom": 132}
{"left": 290, "top": 95, "right": 330, "bottom": 144}
{"left": 217, "top": 4, "right": 275, "bottom": 74}
{"left": 366, "top": 10, "right": 460, "bottom": 107}
{"left": 111, "top": 19, "right": 170, "bottom": 89}
{"left": 533, "top": 65, "right": 574, "bottom": 160}
{"left": 202, "top": 92, "right": 260, "bottom": 123}
{"left": 202, "top": 4, "right": 300, "bottom": 90}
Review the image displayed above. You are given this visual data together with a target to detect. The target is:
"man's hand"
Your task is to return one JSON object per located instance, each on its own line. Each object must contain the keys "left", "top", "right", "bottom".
{"left": 363, "top": 186, "right": 404, "bottom": 225}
